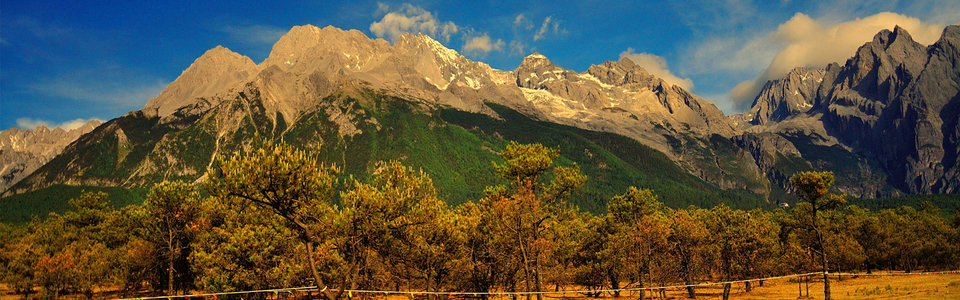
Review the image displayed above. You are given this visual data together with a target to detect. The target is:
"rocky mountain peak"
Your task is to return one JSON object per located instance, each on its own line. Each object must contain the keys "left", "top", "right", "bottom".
{"left": 931, "top": 25, "right": 960, "bottom": 58}
{"left": 853, "top": 25, "right": 925, "bottom": 64}
{"left": 941, "top": 24, "right": 960, "bottom": 43}
{"left": 585, "top": 58, "right": 658, "bottom": 87}
{"left": 143, "top": 45, "right": 258, "bottom": 117}
{"left": 260, "top": 25, "right": 387, "bottom": 73}
{"left": 735, "top": 25, "right": 960, "bottom": 195}
{"left": 830, "top": 25, "right": 927, "bottom": 108}
{"left": 394, "top": 32, "right": 465, "bottom": 71}
{"left": 266, "top": 25, "right": 323, "bottom": 61}
{"left": 396, "top": 32, "right": 442, "bottom": 47}
{"left": 76, "top": 119, "right": 101, "bottom": 132}
{"left": 515, "top": 52, "right": 570, "bottom": 89}
{"left": 33, "top": 125, "right": 50, "bottom": 135}
{"left": 871, "top": 26, "right": 914, "bottom": 48}
{"left": 735, "top": 67, "right": 824, "bottom": 127}
{"left": 518, "top": 52, "right": 555, "bottom": 70}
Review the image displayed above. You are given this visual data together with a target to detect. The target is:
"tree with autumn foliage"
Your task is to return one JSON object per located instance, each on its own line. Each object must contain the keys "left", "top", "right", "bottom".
{"left": 483, "top": 142, "right": 585, "bottom": 300}
{"left": 542, "top": 208, "right": 591, "bottom": 293}
{"left": 0, "top": 191, "right": 147, "bottom": 299}
{"left": 703, "top": 205, "right": 779, "bottom": 300}
{"left": 666, "top": 207, "right": 712, "bottom": 299}
{"left": 789, "top": 171, "right": 846, "bottom": 300}
{"left": 206, "top": 141, "right": 343, "bottom": 300}
{"left": 0, "top": 223, "right": 37, "bottom": 299}
{"left": 452, "top": 198, "right": 516, "bottom": 297}
{"left": 602, "top": 187, "right": 669, "bottom": 300}
{"left": 339, "top": 161, "right": 460, "bottom": 297}
{"left": 189, "top": 195, "right": 306, "bottom": 292}
{"left": 141, "top": 181, "right": 202, "bottom": 295}
{"left": 570, "top": 214, "right": 607, "bottom": 297}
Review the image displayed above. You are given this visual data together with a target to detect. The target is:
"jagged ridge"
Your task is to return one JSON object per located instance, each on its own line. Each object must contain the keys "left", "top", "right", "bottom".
{"left": 738, "top": 25, "right": 960, "bottom": 196}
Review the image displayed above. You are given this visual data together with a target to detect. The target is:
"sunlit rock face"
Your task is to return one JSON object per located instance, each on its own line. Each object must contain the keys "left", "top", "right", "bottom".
{"left": 1, "top": 120, "right": 102, "bottom": 192}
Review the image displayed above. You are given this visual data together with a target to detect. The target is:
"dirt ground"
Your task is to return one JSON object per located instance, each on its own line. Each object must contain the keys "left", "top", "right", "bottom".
{"left": 3, "top": 273, "right": 959, "bottom": 300}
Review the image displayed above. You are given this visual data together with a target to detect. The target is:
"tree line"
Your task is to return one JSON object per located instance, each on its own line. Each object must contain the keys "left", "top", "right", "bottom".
{"left": 1, "top": 142, "right": 958, "bottom": 300}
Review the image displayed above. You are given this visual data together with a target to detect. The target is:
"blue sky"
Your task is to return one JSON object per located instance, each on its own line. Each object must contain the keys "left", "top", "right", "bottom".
{"left": 3, "top": 0, "right": 959, "bottom": 130}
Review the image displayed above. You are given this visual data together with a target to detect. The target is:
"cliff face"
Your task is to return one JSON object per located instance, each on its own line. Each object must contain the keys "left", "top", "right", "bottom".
{"left": 0, "top": 120, "right": 102, "bottom": 192}
{"left": 737, "top": 25, "right": 960, "bottom": 196}
{"left": 818, "top": 25, "right": 960, "bottom": 194}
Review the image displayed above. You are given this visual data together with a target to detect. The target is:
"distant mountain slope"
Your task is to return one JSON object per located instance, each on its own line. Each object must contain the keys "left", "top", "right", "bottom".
{"left": 6, "top": 83, "right": 767, "bottom": 213}
{"left": 5, "top": 25, "right": 768, "bottom": 200}
{"left": 0, "top": 120, "right": 101, "bottom": 192}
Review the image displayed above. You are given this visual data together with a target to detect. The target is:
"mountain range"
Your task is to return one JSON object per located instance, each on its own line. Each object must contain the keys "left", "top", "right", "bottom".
{"left": 2, "top": 24, "right": 959, "bottom": 213}
{"left": 0, "top": 120, "right": 101, "bottom": 192}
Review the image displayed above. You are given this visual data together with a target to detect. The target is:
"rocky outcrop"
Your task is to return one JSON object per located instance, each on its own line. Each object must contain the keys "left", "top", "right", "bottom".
{"left": 732, "top": 132, "right": 803, "bottom": 189}
{"left": 0, "top": 120, "right": 102, "bottom": 192}
{"left": 512, "top": 53, "right": 737, "bottom": 152}
{"left": 734, "top": 67, "right": 824, "bottom": 128}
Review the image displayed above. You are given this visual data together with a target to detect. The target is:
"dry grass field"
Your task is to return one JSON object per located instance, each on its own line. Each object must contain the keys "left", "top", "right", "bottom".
{"left": 3, "top": 273, "right": 959, "bottom": 300}
{"left": 723, "top": 273, "right": 960, "bottom": 300}
{"left": 590, "top": 273, "right": 960, "bottom": 300}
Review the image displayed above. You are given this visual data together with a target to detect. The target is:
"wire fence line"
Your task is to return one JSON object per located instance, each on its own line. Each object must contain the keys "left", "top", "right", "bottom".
{"left": 115, "top": 270, "right": 960, "bottom": 300}
{"left": 831, "top": 270, "right": 960, "bottom": 276}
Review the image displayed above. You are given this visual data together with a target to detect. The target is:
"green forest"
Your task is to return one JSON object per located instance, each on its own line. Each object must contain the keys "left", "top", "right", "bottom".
{"left": 1, "top": 142, "right": 958, "bottom": 300}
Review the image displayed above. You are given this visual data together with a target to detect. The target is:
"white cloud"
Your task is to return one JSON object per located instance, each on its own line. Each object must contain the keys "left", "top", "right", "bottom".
{"left": 921, "top": 2, "right": 960, "bottom": 25}
{"left": 16, "top": 118, "right": 53, "bottom": 130}
{"left": 509, "top": 40, "right": 526, "bottom": 55}
{"left": 534, "top": 16, "right": 552, "bottom": 41}
{"left": 3, "top": 16, "right": 108, "bottom": 62}
{"left": 687, "top": 35, "right": 781, "bottom": 76}
{"left": 369, "top": 4, "right": 459, "bottom": 42}
{"left": 9, "top": 16, "right": 75, "bottom": 42}
{"left": 462, "top": 34, "right": 505, "bottom": 55}
{"left": 218, "top": 24, "right": 287, "bottom": 46}
{"left": 726, "top": 12, "right": 945, "bottom": 109}
{"left": 514, "top": 14, "right": 534, "bottom": 30}
{"left": 531, "top": 16, "right": 567, "bottom": 41}
{"left": 375, "top": 2, "right": 390, "bottom": 15}
{"left": 439, "top": 22, "right": 460, "bottom": 42}
{"left": 619, "top": 48, "right": 695, "bottom": 90}
{"left": 370, "top": 3, "right": 513, "bottom": 61}
{"left": 16, "top": 118, "right": 101, "bottom": 131}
